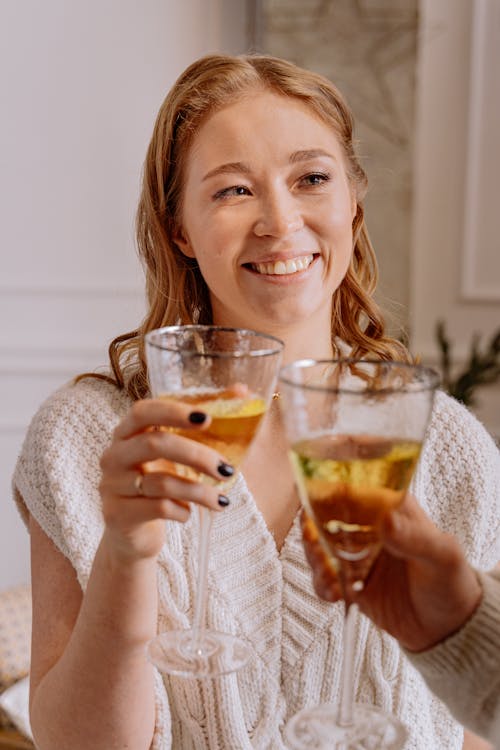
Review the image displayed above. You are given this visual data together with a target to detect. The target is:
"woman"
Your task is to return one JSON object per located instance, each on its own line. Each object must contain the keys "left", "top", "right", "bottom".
{"left": 13, "top": 54, "right": 500, "bottom": 749}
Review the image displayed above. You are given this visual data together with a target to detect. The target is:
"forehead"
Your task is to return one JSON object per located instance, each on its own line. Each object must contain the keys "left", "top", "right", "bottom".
{"left": 184, "top": 90, "right": 344, "bottom": 174}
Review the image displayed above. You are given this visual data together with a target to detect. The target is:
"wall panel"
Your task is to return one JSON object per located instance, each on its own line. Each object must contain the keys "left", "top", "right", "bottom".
{"left": 0, "top": 0, "right": 248, "bottom": 590}
{"left": 411, "top": 0, "right": 500, "bottom": 439}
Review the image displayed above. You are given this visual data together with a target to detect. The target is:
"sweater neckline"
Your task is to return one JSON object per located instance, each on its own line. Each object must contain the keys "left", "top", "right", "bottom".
{"left": 228, "top": 470, "right": 302, "bottom": 559}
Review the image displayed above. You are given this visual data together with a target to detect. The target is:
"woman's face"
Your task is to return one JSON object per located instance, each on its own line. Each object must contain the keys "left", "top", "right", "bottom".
{"left": 175, "top": 90, "right": 357, "bottom": 336}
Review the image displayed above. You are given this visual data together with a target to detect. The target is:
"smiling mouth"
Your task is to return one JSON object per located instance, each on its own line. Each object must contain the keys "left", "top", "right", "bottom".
{"left": 247, "top": 254, "right": 315, "bottom": 276}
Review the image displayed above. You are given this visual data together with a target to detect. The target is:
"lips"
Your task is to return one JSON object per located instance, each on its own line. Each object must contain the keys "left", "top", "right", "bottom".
{"left": 248, "top": 254, "right": 315, "bottom": 276}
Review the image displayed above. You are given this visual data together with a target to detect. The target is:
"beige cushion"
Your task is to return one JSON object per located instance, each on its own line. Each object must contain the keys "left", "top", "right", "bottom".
{"left": 0, "top": 586, "right": 31, "bottom": 729}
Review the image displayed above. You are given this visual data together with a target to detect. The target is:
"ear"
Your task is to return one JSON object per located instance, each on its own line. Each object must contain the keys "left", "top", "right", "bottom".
{"left": 173, "top": 224, "right": 196, "bottom": 259}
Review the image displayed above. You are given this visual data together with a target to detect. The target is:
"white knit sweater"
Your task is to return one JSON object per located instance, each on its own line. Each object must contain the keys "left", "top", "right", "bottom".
{"left": 12, "top": 378, "right": 500, "bottom": 750}
{"left": 407, "top": 568, "right": 500, "bottom": 745}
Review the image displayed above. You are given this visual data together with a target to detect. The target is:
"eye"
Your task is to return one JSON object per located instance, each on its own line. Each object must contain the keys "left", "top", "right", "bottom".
{"left": 213, "top": 185, "right": 251, "bottom": 200}
{"left": 299, "top": 172, "right": 331, "bottom": 187}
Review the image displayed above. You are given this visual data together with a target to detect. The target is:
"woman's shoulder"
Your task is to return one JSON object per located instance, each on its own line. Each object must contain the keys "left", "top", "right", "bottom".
{"left": 417, "top": 389, "right": 500, "bottom": 567}
{"left": 27, "top": 375, "right": 132, "bottom": 439}
{"left": 13, "top": 376, "right": 134, "bottom": 574}
{"left": 425, "top": 388, "right": 499, "bottom": 465}
{"left": 16, "top": 375, "right": 133, "bottom": 488}
{"left": 39, "top": 374, "right": 132, "bottom": 419}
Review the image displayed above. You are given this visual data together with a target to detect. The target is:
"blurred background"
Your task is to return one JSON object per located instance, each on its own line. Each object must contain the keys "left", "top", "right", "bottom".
{"left": 1, "top": 0, "right": 498, "bottom": 590}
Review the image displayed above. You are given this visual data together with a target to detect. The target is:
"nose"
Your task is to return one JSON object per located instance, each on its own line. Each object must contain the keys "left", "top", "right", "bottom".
{"left": 253, "top": 189, "right": 303, "bottom": 238}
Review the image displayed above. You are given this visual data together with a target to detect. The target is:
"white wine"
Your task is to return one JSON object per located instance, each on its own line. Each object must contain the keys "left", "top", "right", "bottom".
{"left": 292, "top": 434, "right": 421, "bottom": 583}
{"left": 145, "top": 389, "right": 267, "bottom": 481}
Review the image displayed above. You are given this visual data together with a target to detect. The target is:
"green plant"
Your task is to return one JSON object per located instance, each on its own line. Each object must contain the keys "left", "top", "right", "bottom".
{"left": 435, "top": 321, "right": 500, "bottom": 406}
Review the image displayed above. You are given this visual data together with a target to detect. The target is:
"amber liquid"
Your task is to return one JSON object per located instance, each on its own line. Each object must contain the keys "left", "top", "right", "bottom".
{"left": 291, "top": 435, "right": 421, "bottom": 585}
{"left": 145, "top": 389, "right": 267, "bottom": 482}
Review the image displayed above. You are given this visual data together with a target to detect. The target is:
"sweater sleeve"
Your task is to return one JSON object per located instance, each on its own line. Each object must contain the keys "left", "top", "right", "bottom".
{"left": 405, "top": 569, "right": 500, "bottom": 745}
{"left": 412, "top": 390, "right": 500, "bottom": 570}
{"left": 11, "top": 379, "right": 119, "bottom": 583}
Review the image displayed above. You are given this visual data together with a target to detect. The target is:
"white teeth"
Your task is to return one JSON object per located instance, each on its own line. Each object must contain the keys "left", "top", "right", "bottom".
{"left": 252, "top": 254, "right": 314, "bottom": 276}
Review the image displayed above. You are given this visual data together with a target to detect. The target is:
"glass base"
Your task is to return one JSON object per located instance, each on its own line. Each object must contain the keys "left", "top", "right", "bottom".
{"left": 285, "top": 702, "right": 408, "bottom": 750}
{"left": 147, "top": 629, "right": 251, "bottom": 678}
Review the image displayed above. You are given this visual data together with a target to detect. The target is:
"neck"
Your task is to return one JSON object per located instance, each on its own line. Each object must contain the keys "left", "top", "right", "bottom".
{"left": 281, "top": 334, "right": 335, "bottom": 366}
{"left": 211, "top": 311, "right": 336, "bottom": 366}
{"left": 267, "top": 319, "right": 336, "bottom": 366}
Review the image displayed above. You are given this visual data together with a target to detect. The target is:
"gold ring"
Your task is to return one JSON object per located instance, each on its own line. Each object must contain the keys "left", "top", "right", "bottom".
{"left": 134, "top": 472, "right": 144, "bottom": 496}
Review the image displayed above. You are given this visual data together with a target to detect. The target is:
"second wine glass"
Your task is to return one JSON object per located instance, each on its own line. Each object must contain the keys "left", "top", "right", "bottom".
{"left": 144, "top": 325, "right": 283, "bottom": 678}
{"left": 278, "top": 358, "right": 439, "bottom": 750}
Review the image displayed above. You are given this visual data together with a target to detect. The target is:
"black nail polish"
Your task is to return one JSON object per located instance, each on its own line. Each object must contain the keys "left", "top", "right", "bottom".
{"left": 217, "top": 461, "right": 234, "bottom": 477}
{"left": 189, "top": 411, "right": 207, "bottom": 424}
{"left": 218, "top": 495, "right": 230, "bottom": 507}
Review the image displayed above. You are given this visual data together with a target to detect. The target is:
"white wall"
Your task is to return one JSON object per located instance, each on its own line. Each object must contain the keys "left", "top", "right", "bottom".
{"left": 0, "top": 0, "right": 248, "bottom": 590}
{"left": 411, "top": 0, "right": 500, "bottom": 437}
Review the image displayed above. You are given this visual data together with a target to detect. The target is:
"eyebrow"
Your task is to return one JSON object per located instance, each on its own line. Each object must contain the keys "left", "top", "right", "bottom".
{"left": 289, "top": 148, "right": 336, "bottom": 163}
{"left": 202, "top": 162, "right": 252, "bottom": 182}
{"left": 201, "top": 149, "right": 336, "bottom": 182}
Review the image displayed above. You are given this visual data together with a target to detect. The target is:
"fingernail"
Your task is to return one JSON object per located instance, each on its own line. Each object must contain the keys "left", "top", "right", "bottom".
{"left": 217, "top": 461, "right": 234, "bottom": 477}
{"left": 189, "top": 411, "right": 207, "bottom": 424}
{"left": 218, "top": 494, "right": 230, "bottom": 507}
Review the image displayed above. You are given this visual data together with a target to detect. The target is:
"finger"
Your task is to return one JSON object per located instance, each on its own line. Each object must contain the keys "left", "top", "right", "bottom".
{"left": 381, "top": 493, "right": 458, "bottom": 566}
{"left": 301, "top": 515, "right": 334, "bottom": 572}
{"left": 310, "top": 561, "right": 342, "bottom": 602}
{"left": 113, "top": 398, "right": 211, "bottom": 440}
{"left": 107, "top": 470, "right": 230, "bottom": 513}
{"left": 300, "top": 511, "right": 342, "bottom": 601}
{"left": 218, "top": 383, "right": 250, "bottom": 399}
{"left": 101, "top": 429, "right": 233, "bottom": 483}
{"left": 104, "top": 496, "right": 192, "bottom": 525}
{"left": 301, "top": 514, "right": 323, "bottom": 567}
{"left": 301, "top": 510, "right": 319, "bottom": 543}
{"left": 303, "top": 537, "right": 327, "bottom": 569}
{"left": 301, "top": 511, "right": 330, "bottom": 570}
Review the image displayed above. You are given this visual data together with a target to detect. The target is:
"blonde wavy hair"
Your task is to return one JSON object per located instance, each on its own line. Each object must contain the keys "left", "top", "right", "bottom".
{"left": 89, "top": 53, "right": 410, "bottom": 400}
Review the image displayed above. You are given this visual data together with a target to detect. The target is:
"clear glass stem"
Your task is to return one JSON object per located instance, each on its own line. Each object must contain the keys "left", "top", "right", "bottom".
{"left": 337, "top": 600, "right": 357, "bottom": 730}
{"left": 191, "top": 505, "right": 213, "bottom": 653}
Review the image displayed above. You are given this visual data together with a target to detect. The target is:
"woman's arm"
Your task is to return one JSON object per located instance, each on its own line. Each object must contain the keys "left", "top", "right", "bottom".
{"left": 462, "top": 729, "right": 493, "bottom": 750}
{"left": 29, "top": 515, "right": 157, "bottom": 750}
{"left": 28, "top": 397, "right": 233, "bottom": 750}
{"left": 302, "top": 496, "right": 500, "bottom": 744}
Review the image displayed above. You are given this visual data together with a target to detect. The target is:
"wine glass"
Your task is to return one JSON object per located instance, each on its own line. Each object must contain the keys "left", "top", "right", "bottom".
{"left": 278, "top": 358, "right": 439, "bottom": 750}
{"left": 144, "top": 325, "right": 283, "bottom": 678}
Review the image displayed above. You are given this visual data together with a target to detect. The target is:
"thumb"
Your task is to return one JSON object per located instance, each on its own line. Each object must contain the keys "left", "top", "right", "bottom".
{"left": 380, "top": 493, "right": 446, "bottom": 565}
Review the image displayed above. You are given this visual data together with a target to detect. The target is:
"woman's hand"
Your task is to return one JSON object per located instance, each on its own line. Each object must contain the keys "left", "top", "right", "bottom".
{"left": 302, "top": 494, "right": 482, "bottom": 652}
{"left": 99, "top": 398, "right": 233, "bottom": 562}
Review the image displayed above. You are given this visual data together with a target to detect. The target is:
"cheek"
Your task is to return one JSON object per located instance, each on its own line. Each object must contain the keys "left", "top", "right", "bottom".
{"left": 324, "top": 205, "right": 354, "bottom": 249}
{"left": 194, "top": 216, "right": 236, "bottom": 262}
{"left": 195, "top": 244, "right": 227, "bottom": 272}
{"left": 194, "top": 250, "right": 230, "bottom": 293}
{"left": 332, "top": 193, "right": 356, "bottom": 228}
{"left": 323, "top": 206, "right": 354, "bottom": 281}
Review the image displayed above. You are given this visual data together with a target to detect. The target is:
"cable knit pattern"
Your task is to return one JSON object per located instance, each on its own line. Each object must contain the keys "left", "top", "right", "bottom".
{"left": 12, "top": 378, "right": 500, "bottom": 749}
